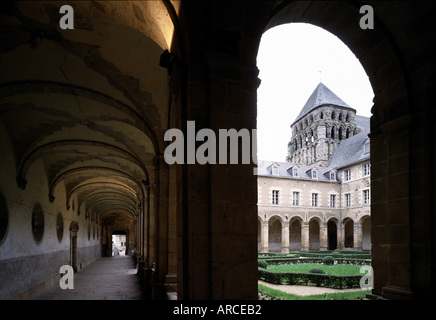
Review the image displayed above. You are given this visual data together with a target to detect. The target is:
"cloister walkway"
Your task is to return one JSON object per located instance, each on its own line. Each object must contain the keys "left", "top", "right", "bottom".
{"left": 34, "top": 255, "right": 145, "bottom": 300}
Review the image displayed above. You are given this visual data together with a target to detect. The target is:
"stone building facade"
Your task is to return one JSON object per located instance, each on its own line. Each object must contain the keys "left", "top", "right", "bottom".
{"left": 258, "top": 83, "right": 371, "bottom": 253}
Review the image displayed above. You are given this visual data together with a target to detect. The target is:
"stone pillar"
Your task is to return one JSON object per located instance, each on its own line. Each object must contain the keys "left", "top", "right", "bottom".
{"left": 282, "top": 221, "right": 289, "bottom": 253}
{"left": 152, "top": 154, "right": 171, "bottom": 300}
{"left": 260, "top": 220, "right": 269, "bottom": 253}
{"left": 301, "top": 222, "right": 310, "bottom": 250}
{"left": 175, "top": 52, "right": 260, "bottom": 300}
{"left": 320, "top": 222, "right": 328, "bottom": 251}
{"left": 370, "top": 115, "right": 413, "bottom": 299}
{"left": 354, "top": 221, "right": 362, "bottom": 250}
{"left": 164, "top": 163, "right": 178, "bottom": 295}
{"left": 142, "top": 175, "right": 155, "bottom": 298}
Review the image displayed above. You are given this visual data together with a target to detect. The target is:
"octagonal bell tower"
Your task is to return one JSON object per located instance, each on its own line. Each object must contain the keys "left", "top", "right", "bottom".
{"left": 286, "top": 82, "right": 361, "bottom": 166}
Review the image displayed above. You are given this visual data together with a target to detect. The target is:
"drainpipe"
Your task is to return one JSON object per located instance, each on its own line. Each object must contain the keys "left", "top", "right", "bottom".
{"left": 339, "top": 179, "right": 343, "bottom": 250}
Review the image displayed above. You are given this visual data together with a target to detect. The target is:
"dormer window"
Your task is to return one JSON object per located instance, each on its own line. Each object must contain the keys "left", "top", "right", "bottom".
{"left": 272, "top": 165, "right": 279, "bottom": 176}
{"left": 364, "top": 140, "right": 370, "bottom": 154}
{"left": 312, "top": 169, "right": 318, "bottom": 179}
{"left": 330, "top": 171, "right": 336, "bottom": 181}
{"left": 293, "top": 168, "right": 299, "bottom": 177}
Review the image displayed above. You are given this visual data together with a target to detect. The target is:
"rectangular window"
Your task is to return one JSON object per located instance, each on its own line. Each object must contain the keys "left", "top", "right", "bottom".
{"left": 272, "top": 190, "right": 279, "bottom": 205}
{"left": 330, "top": 194, "right": 336, "bottom": 208}
{"left": 345, "top": 193, "right": 351, "bottom": 207}
{"left": 363, "top": 189, "right": 370, "bottom": 204}
{"left": 363, "top": 163, "right": 370, "bottom": 176}
{"left": 312, "top": 193, "right": 318, "bottom": 207}
{"left": 312, "top": 170, "right": 318, "bottom": 179}
{"left": 293, "top": 191, "right": 300, "bottom": 206}
{"left": 345, "top": 169, "right": 351, "bottom": 181}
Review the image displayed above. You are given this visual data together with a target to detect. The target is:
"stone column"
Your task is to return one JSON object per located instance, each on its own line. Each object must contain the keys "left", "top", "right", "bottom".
{"left": 320, "top": 222, "right": 328, "bottom": 251}
{"left": 174, "top": 51, "right": 260, "bottom": 300}
{"left": 282, "top": 220, "right": 289, "bottom": 253}
{"left": 301, "top": 222, "right": 310, "bottom": 251}
{"left": 260, "top": 220, "right": 269, "bottom": 253}
{"left": 354, "top": 221, "right": 362, "bottom": 250}
{"left": 165, "top": 161, "right": 178, "bottom": 295}
{"left": 152, "top": 154, "right": 171, "bottom": 300}
{"left": 370, "top": 115, "right": 413, "bottom": 299}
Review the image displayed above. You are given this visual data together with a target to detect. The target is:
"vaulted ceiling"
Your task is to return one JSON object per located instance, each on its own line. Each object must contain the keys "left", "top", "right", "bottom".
{"left": 0, "top": 1, "right": 176, "bottom": 224}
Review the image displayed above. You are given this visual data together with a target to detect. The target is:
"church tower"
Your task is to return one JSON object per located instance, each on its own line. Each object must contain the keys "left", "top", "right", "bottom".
{"left": 286, "top": 82, "right": 362, "bottom": 166}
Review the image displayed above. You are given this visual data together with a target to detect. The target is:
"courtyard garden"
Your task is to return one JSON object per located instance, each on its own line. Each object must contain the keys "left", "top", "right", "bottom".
{"left": 258, "top": 250, "right": 372, "bottom": 300}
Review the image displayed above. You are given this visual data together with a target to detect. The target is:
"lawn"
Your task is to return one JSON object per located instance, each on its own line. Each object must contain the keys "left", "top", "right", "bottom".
{"left": 267, "top": 263, "right": 363, "bottom": 276}
{"left": 258, "top": 284, "right": 370, "bottom": 300}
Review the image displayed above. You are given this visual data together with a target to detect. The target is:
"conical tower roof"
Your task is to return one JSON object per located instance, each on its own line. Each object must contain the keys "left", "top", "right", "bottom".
{"left": 292, "top": 82, "right": 355, "bottom": 125}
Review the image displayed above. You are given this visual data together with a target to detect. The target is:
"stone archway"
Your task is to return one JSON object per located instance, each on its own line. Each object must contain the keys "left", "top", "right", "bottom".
{"left": 327, "top": 219, "right": 338, "bottom": 250}
{"left": 343, "top": 218, "right": 354, "bottom": 249}
{"left": 309, "top": 218, "right": 320, "bottom": 250}
{"left": 289, "top": 218, "right": 302, "bottom": 251}
{"left": 268, "top": 216, "right": 282, "bottom": 252}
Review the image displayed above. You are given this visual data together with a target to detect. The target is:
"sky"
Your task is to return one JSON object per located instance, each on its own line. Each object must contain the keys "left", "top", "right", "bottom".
{"left": 256, "top": 23, "right": 374, "bottom": 162}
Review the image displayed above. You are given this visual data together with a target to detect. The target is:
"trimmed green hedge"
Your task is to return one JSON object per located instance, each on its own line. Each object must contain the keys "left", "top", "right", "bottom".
{"left": 259, "top": 250, "right": 371, "bottom": 261}
{"left": 259, "top": 257, "right": 371, "bottom": 266}
{"left": 257, "top": 250, "right": 371, "bottom": 288}
{"left": 258, "top": 267, "right": 363, "bottom": 289}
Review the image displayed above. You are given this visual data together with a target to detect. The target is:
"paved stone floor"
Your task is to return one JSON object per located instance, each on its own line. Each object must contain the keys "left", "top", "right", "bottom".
{"left": 34, "top": 255, "right": 145, "bottom": 300}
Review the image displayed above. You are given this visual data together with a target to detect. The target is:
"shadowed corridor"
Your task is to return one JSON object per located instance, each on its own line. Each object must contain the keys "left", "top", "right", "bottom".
{"left": 34, "top": 256, "right": 145, "bottom": 300}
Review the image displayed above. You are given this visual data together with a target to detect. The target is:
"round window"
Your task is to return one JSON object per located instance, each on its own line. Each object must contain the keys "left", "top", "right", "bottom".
{"left": 0, "top": 193, "right": 9, "bottom": 244}
{"left": 32, "top": 204, "right": 44, "bottom": 243}
{"left": 56, "top": 212, "right": 64, "bottom": 242}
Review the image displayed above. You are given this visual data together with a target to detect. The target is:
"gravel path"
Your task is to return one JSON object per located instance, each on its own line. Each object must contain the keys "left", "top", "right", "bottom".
{"left": 258, "top": 280, "right": 367, "bottom": 297}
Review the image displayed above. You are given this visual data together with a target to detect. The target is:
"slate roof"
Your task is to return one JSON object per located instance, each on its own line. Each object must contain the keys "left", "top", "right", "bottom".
{"left": 354, "top": 115, "right": 371, "bottom": 131}
{"left": 292, "top": 82, "right": 356, "bottom": 125}
{"left": 327, "top": 129, "right": 370, "bottom": 169}
{"left": 257, "top": 160, "right": 338, "bottom": 183}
